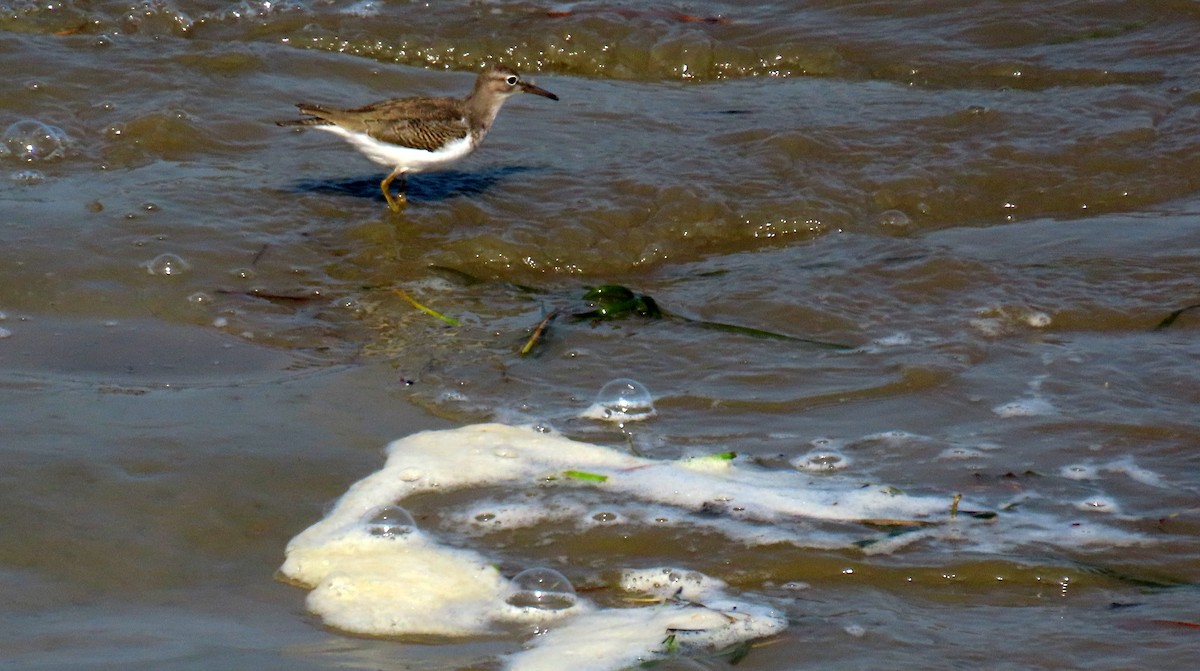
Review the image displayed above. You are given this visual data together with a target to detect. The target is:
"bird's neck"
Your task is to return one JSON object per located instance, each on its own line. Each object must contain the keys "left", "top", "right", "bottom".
{"left": 465, "top": 94, "right": 506, "bottom": 138}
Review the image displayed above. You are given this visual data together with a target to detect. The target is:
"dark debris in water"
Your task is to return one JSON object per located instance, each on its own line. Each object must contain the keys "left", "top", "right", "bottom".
{"left": 381, "top": 273, "right": 854, "bottom": 359}
{"left": 1153, "top": 302, "right": 1200, "bottom": 331}
{"left": 215, "top": 288, "right": 320, "bottom": 304}
{"left": 518, "top": 284, "right": 855, "bottom": 357}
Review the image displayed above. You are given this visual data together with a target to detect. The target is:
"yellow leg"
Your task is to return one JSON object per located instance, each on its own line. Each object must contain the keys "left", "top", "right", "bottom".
{"left": 380, "top": 169, "right": 407, "bottom": 212}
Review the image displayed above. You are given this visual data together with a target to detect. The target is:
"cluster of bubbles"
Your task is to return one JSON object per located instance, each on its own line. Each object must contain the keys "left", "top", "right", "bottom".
{"left": 11, "top": 169, "right": 45, "bottom": 185}
{"left": 620, "top": 568, "right": 715, "bottom": 601}
{"left": 505, "top": 567, "right": 577, "bottom": 611}
{"left": 1, "top": 119, "right": 70, "bottom": 162}
{"left": 658, "top": 569, "right": 706, "bottom": 591}
{"left": 362, "top": 504, "right": 417, "bottom": 539}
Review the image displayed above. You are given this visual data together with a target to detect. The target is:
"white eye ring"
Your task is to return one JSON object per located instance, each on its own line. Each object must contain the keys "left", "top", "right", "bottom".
{"left": 506, "top": 75, "right": 519, "bottom": 86}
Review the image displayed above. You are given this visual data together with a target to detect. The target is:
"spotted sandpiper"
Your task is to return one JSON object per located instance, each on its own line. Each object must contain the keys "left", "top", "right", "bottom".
{"left": 276, "top": 64, "right": 558, "bottom": 212}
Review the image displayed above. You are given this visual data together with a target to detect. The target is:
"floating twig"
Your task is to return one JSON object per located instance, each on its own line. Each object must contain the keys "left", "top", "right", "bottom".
{"left": 520, "top": 309, "right": 560, "bottom": 356}
{"left": 394, "top": 288, "right": 461, "bottom": 326}
{"left": 251, "top": 243, "right": 270, "bottom": 266}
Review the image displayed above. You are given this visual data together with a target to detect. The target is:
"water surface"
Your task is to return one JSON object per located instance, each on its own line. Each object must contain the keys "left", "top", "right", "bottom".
{"left": 2, "top": 1, "right": 1199, "bottom": 669}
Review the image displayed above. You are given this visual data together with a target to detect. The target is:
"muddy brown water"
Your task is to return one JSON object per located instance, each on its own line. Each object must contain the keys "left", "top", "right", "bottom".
{"left": 2, "top": 2, "right": 1199, "bottom": 669}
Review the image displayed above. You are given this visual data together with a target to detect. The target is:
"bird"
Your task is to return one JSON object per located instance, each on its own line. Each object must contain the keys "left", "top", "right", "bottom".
{"left": 276, "top": 64, "right": 559, "bottom": 212}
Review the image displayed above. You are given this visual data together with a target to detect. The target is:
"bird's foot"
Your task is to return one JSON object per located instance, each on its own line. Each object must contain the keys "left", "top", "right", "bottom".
{"left": 384, "top": 191, "right": 407, "bottom": 213}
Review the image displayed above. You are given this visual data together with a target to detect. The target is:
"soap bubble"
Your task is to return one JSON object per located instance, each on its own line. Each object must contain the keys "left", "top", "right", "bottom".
{"left": 876, "top": 209, "right": 912, "bottom": 228}
{"left": 141, "top": 253, "right": 190, "bottom": 276}
{"left": 585, "top": 378, "right": 655, "bottom": 423}
{"left": 362, "top": 504, "right": 417, "bottom": 539}
{"left": 792, "top": 447, "right": 851, "bottom": 472}
{"left": 1, "top": 119, "right": 70, "bottom": 161}
{"left": 506, "top": 567, "right": 577, "bottom": 610}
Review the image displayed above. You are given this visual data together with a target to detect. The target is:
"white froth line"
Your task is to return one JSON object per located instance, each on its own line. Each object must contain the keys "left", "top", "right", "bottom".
{"left": 279, "top": 422, "right": 1152, "bottom": 669}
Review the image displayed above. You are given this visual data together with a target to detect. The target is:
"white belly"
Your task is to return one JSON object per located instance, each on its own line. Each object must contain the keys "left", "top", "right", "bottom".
{"left": 314, "top": 125, "right": 477, "bottom": 173}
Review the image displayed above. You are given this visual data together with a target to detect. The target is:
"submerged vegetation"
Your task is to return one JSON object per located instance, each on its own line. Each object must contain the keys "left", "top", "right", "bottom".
{"left": 524, "top": 284, "right": 855, "bottom": 355}
{"left": 387, "top": 274, "right": 854, "bottom": 356}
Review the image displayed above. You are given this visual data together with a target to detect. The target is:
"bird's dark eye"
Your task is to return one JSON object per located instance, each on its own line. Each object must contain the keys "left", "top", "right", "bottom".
{"left": 506, "top": 75, "right": 519, "bottom": 86}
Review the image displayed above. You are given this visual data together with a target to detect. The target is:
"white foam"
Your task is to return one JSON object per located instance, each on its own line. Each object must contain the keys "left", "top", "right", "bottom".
{"left": 937, "top": 446, "right": 989, "bottom": 460}
{"left": 1102, "top": 456, "right": 1165, "bottom": 488}
{"left": 1075, "top": 497, "right": 1120, "bottom": 514}
{"left": 620, "top": 567, "right": 726, "bottom": 601}
{"left": 1025, "top": 311, "right": 1052, "bottom": 327}
{"left": 792, "top": 447, "right": 852, "bottom": 472}
{"left": 855, "top": 430, "right": 924, "bottom": 445}
{"left": 872, "top": 332, "right": 913, "bottom": 346}
{"left": 507, "top": 594, "right": 784, "bottom": 671}
{"left": 280, "top": 423, "right": 1148, "bottom": 670}
{"left": 290, "top": 530, "right": 509, "bottom": 636}
{"left": 1060, "top": 463, "right": 1100, "bottom": 480}
{"left": 969, "top": 317, "right": 1004, "bottom": 336}
{"left": 1060, "top": 457, "right": 1165, "bottom": 488}
{"left": 992, "top": 397, "right": 1057, "bottom": 417}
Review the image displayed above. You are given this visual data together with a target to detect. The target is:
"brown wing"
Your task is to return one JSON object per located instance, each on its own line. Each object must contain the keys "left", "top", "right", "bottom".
{"left": 287, "top": 97, "right": 471, "bottom": 152}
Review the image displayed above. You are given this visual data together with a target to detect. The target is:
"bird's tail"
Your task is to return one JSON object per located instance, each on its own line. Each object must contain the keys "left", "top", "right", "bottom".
{"left": 274, "top": 103, "right": 336, "bottom": 127}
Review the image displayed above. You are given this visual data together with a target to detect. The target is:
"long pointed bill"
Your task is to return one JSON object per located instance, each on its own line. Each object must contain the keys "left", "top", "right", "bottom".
{"left": 519, "top": 81, "right": 559, "bottom": 101}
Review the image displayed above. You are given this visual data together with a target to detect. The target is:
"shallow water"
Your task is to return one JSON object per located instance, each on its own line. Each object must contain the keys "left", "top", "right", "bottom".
{"left": 2, "top": 1, "right": 1200, "bottom": 669}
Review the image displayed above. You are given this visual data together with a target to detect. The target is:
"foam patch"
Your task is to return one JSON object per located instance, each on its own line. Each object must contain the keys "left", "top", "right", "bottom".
{"left": 280, "top": 423, "right": 1146, "bottom": 670}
